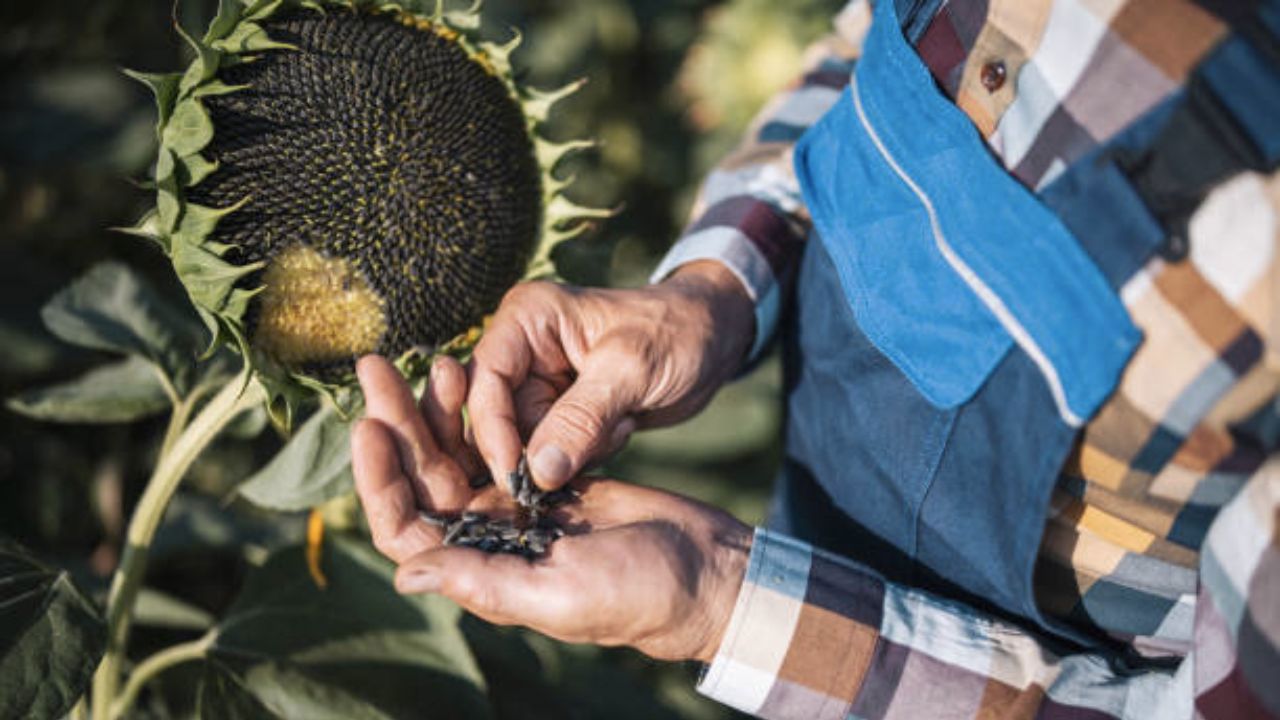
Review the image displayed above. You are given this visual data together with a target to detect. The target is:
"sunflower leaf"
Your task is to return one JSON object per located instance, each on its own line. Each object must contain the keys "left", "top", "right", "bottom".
{"left": 213, "top": 21, "right": 296, "bottom": 53}
{"left": 242, "top": 0, "right": 287, "bottom": 23}
{"left": 40, "top": 262, "right": 205, "bottom": 389}
{"left": 174, "top": 199, "right": 246, "bottom": 243}
{"left": 478, "top": 29, "right": 521, "bottom": 78}
{"left": 238, "top": 403, "right": 355, "bottom": 511}
{"left": 134, "top": 587, "right": 217, "bottom": 631}
{"left": 180, "top": 154, "right": 220, "bottom": 186}
{"left": 0, "top": 539, "right": 106, "bottom": 720}
{"left": 197, "top": 537, "right": 489, "bottom": 719}
{"left": 171, "top": 240, "right": 262, "bottom": 318}
{"left": 163, "top": 98, "right": 216, "bottom": 158}
{"left": 6, "top": 355, "right": 173, "bottom": 424}
{"left": 157, "top": 169, "right": 182, "bottom": 233}
{"left": 533, "top": 136, "right": 594, "bottom": 174}
{"left": 177, "top": 22, "right": 223, "bottom": 97}
{"left": 443, "top": 0, "right": 483, "bottom": 30}
{"left": 113, "top": 209, "right": 168, "bottom": 251}
{"left": 523, "top": 79, "right": 586, "bottom": 125}
{"left": 123, "top": 70, "right": 182, "bottom": 130}
{"left": 192, "top": 80, "right": 251, "bottom": 99}
{"left": 204, "top": 0, "right": 246, "bottom": 43}
{"left": 155, "top": 145, "right": 177, "bottom": 181}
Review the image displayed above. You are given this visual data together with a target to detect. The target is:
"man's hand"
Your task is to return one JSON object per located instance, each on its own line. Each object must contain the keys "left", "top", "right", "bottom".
{"left": 469, "top": 261, "right": 755, "bottom": 492}
{"left": 354, "top": 354, "right": 752, "bottom": 662}
{"left": 353, "top": 355, "right": 513, "bottom": 562}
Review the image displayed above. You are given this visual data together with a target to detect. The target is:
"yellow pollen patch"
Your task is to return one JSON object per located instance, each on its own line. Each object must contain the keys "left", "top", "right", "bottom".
{"left": 253, "top": 244, "right": 388, "bottom": 366}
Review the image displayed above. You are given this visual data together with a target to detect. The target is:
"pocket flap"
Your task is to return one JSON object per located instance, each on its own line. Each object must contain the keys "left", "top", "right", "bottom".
{"left": 795, "top": 76, "right": 1141, "bottom": 423}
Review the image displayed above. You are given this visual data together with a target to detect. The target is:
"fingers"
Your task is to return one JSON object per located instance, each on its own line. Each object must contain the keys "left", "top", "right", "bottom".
{"left": 512, "top": 375, "right": 563, "bottom": 439}
{"left": 526, "top": 347, "right": 643, "bottom": 490}
{"left": 395, "top": 546, "right": 570, "bottom": 629}
{"left": 352, "top": 419, "right": 440, "bottom": 563}
{"left": 357, "top": 356, "right": 470, "bottom": 511}
{"left": 468, "top": 303, "right": 537, "bottom": 489}
{"left": 421, "top": 356, "right": 481, "bottom": 479}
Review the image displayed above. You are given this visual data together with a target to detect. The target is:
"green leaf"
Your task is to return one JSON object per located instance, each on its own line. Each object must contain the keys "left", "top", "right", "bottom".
{"left": 177, "top": 25, "right": 223, "bottom": 98}
{"left": 150, "top": 493, "right": 301, "bottom": 562}
{"left": 162, "top": 98, "right": 215, "bottom": 158}
{"left": 157, "top": 172, "right": 181, "bottom": 233}
{"left": 199, "top": 537, "right": 490, "bottom": 719}
{"left": 199, "top": 663, "right": 280, "bottom": 718}
{"left": 212, "top": 21, "right": 296, "bottom": 53}
{"left": 135, "top": 587, "right": 216, "bottom": 631}
{"left": 174, "top": 199, "right": 246, "bottom": 244}
{"left": 0, "top": 539, "right": 106, "bottom": 720}
{"left": 204, "top": 0, "right": 245, "bottom": 43}
{"left": 113, "top": 208, "right": 166, "bottom": 250}
{"left": 6, "top": 355, "right": 171, "bottom": 424}
{"left": 242, "top": 0, "right": 286, "bottom": 22}
{"left": 171, "top": 238, "right": 261, "bottom": 318}
{"left": 155, "top": 143, "right": 177, "bottom": 181}
{"left": 237, "top": 403, "right": 354, "bottom": 511}
{"left": 40, "top": 262, "right": 205, "bottom": 388}
{"left": 192, "top": 79, "right": 251, "bottom": 99}
{"left": 180, "top": 153, "right": 220, "bottom": 186}
{"left": 123, "top": 69, "right": 182, "bottom": 130}
{"left": 0, "top": 320, "right": 61, "bottom": 378}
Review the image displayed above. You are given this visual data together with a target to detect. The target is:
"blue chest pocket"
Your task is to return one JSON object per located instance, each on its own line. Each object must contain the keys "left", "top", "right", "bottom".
{"left": 793, "top": 0, "right": 1141, "bottom": 424}
{"left": 795, "top": 96, "right": 1013, "bottom": 409}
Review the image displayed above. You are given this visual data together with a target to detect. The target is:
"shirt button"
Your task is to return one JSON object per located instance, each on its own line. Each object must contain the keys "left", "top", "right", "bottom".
{"left": 980, "top": 60, "right": 1007, "bottom": 92}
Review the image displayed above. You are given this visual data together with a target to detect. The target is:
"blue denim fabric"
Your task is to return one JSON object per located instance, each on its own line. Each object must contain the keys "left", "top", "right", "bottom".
{"left": 793, "top": 0, "right": 1140, "bottom": 421}
{"left": 777, "top": 238, "right": 1096, "bottom": 648}
{"left": 775, "top": 0, "right": 1152, "bottom": 647}
{"left": 771, "top": 0, "right": 1276, "bottom": 653}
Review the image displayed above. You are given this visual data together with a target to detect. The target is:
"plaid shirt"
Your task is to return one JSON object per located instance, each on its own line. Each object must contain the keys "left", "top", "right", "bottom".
{"left": 653, "top": 0, "right": 1280, "bottom": 717}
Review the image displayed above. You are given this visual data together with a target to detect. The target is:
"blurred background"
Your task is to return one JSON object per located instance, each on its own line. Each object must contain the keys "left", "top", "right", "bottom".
{"left": 0, "top": 0, "right": 840, "bottom": 717}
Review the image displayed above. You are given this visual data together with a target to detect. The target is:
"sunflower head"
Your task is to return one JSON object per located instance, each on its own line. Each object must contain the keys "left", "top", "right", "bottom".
{"left": 126, "top": 0, "right": 607, "bottom": 424}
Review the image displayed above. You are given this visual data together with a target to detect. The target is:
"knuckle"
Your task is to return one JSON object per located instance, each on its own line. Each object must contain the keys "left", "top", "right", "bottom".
{"left": 370, "top": 532, "right": 396, "bottom": 560}
{"left": 453, "top": 573, "right": 504, "bottom": 618}
{"left": 553, "top": 399, "right": 609, "bottom": 444}
{"left": 505, "top": 280, "right": 559, "bottom": 308}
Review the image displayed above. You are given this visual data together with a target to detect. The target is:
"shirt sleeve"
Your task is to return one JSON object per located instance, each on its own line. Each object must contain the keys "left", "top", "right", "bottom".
{"left": 649, "top": 2, "right": 870, "bottom": 363}
{"left": 700, "top": 459, "right": 1280, "bottom": 720}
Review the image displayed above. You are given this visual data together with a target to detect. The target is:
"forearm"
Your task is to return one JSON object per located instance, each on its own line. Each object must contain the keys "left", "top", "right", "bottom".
{"left": 700, "top": 459, "right": 1280, "bottom": 719}
{"left": 652, "top": 8, "right": 864, "bottom": 362}
{"left": 663, "top": 261, "right": 756, "bottom": 378}
{"left": 701, "top": 529, "right": 1180, "bottom": 719}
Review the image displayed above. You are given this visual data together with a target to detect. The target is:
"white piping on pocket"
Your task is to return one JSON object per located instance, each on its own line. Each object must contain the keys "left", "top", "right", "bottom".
{"left": 850, "top": 76, "right": 1084, "bottom": 428}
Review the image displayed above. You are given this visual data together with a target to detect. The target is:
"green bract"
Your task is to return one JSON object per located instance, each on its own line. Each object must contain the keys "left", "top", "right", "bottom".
{"left": 125, "top": 0, "right": 607, "bottom": 427}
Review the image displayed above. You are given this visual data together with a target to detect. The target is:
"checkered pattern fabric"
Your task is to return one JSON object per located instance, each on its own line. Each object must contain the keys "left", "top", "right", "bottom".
{"left": 704, "top": 468, "right": 1275, "bottom": 718}
{"left": 652, "top": 0, "right": 1280, "bottom": 716}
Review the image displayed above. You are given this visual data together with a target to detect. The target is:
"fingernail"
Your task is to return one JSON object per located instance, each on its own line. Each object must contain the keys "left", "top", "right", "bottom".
{"left": 397, "top": 567, "right": 442, "bottom": 594}
{"left": 531, "top": 444, "right": 570, "bottom": 486}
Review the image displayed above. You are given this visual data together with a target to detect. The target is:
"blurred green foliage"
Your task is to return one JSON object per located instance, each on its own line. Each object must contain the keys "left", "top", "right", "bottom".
{"left": 0, "top": 0, "right": 839, "bottom": 716}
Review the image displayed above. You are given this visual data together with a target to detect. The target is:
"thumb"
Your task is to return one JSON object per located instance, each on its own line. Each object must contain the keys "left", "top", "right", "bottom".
{"left": 395, "top": 547, "right": 558, "bottom": 627}
{"left": 527, "top": 358, "right": 642, "bottom": 489}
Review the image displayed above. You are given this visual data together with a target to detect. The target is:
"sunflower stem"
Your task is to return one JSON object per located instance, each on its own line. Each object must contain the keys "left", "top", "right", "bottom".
{"left": 91, "top": 371, "right": 264, "bottom": 720}
{"left": 108, "top": 632, "right": 214, "bottom": 720}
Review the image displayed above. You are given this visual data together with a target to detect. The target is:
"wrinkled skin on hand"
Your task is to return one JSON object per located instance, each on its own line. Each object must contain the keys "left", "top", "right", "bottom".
{"left": 353, "top": 356, "right": 752, "bottom": 663}
{"left": 468, "top": 261, "right": 756, "bottom": 492}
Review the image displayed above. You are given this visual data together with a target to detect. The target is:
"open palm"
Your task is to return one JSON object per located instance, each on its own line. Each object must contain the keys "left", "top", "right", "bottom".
{"left": 352, "top": 356, "right": 751, "bottom": 663}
